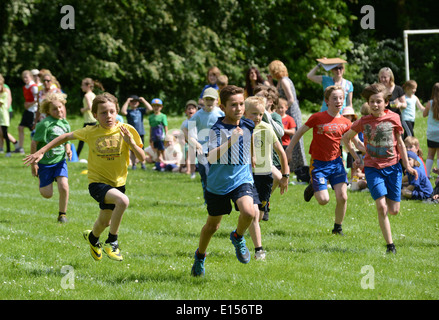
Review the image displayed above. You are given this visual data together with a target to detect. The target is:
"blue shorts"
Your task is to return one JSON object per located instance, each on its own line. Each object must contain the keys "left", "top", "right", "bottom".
{"left": 88, "top": 183, "right": 126, "bottom": 210}
{"left": 310, "top": 157, "right": 347, "bottom": 192}
{"left": 364, "top": 163, "right": 402, "bottom": 202}
{"left": 38, "top": 160, "right": 68, "bottom": 188}
{"left": 205, "top": 183, "right": 260, "bottom": 216}
{"left": 153, "top": 140, "right": 165, "bottom": 151}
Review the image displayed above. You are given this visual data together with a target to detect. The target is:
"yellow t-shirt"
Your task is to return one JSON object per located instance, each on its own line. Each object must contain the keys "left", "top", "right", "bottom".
{"left": 253, "top": 121, "right": 278, "bottom": 175}
{"left": 83, "top": 92, "right": 97, "bottom": 124}
{"left": 73, "top": 122, "right": 143, "bottom": 187}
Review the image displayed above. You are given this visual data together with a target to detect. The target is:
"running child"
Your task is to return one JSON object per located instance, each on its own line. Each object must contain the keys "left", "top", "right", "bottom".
{"left": 342, "top": 83, "right": 417, "bottom": 254}
{"left": 30, "top": 92, "right": 72, "bottom": 223}
{"left": 191, "top": 85, "right": 257, "bottom": 276}
{"left": 24, "top": 92, "right": 145, "bottom": 261}
{"left": 286, "top": 85, "right": 354, "bottom": 235}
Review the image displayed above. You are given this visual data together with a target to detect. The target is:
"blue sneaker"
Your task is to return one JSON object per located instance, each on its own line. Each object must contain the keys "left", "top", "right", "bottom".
{"left": 230, "top": 231, "right": 250, "bottom": 264}
{"left": 191, "top": 249, "right": 206, "bottom": 277}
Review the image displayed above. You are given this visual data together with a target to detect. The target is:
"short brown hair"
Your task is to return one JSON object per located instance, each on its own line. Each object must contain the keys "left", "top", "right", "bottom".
{"left": 324, "top": 85, "right": 344, "bottom": 101}
{"left": 92, "top": 92, "right": 119, "bottom": 114}
{"left": 361, "top": 83, "right": 391, "bottom": 102}
{"left": 219, "top": 85, "right": 244, "bottom": 106}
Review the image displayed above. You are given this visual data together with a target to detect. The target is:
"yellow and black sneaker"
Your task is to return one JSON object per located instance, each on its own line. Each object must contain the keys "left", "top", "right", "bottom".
{"left": 83, "top": 230, "right": 102, "bottom": 261}
{"left": 103, "top": 241, "right": 123, "bottom": 261}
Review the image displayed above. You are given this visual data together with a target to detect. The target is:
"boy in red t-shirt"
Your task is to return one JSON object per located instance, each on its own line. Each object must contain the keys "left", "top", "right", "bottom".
{"left": 286, "top": 85, "right": 353, "bottom": 235}
{"left": 342, "top": 83, "right": 417, "bottom": 254}
{"left": 276, "top": 98, "right": 296, "bottom": 148}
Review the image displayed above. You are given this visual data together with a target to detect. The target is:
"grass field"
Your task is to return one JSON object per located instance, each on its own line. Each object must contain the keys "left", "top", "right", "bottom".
{"left": 0, "top": 109, "right": 438, "bottom": 302}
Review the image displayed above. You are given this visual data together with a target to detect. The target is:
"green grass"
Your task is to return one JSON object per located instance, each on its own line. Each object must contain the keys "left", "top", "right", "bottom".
{"left": 0, "top": 110, "right": 438, "bottom": 300}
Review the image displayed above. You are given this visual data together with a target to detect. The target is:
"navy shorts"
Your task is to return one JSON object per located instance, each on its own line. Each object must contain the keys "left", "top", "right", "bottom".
{"left": 153, "top": 140, "right": 165, "bottom": 151}
{"left": 38, "top": 160, "right": 68, "bottom": 188}
{"left": 88, "top": 183, "right": 126, "bottom": 210}
{"left": 253, "top": 173, "right": 273, "bottom": 213}
{"left": 19, "top": 110, "right": 35, "bottom": 130}
{"left": 205, "top": 183, "right": 260, "bottom": 216}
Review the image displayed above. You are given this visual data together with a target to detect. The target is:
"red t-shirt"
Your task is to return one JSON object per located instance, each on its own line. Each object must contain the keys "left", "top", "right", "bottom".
{"left": 350, "top": 110, "right": 403, "bottom": 169}
{"left": 305, "top": 111, "right": 351, "bottom": 161}
{"left": 281, "top": 114, "right": 296, "bottom": 146}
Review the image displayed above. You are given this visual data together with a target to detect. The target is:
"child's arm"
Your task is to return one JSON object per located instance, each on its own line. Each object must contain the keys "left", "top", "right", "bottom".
{"left": 342, "top": 129, "right": 364, "bottom": 169}
{"left": 285, "top": 124, "right": 310, "bottom": 163}
{"left": 65, "top": 142, "right": 72, "bottom": 161}
{"left": 415, "top": 96, "right": 426, "bottom": 112}
{"left": 273, "top": 140, "right": 290, "bottom": 195}
{"left": 30, "top": 140, "right": 39, "bottom": 177}
{"left": 23, "top": 132, "right": 75, "bottom": 165}
{"left": 139, "top": 97, "right": 153, "bottom": 112}
{"left": 423, "top": 100, "right": 430, "bottom": 117}
{"left": 207, "top": 127, "right": 243, "bottom": 164}
{"left": 120, "top": 125, "right": 146, "bottom": 162}
{"left": 120, "top": 98, "right": 131, "bottom": 116}
{"left": 284, "top": 127, "right": 296, "bottom": 136}
{"left": 396, "top": 132, "right": 418, "bottom": 180}
{"left": 80, "top": 92, "right": 93, "bottom": 114}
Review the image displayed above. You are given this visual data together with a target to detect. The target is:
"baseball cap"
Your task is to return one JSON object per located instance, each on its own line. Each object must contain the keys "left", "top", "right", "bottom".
{"left": 129, "top": 95, "right": 139, "bottom": 101}
{"left": 203, "top": 87, "right": 218, "bottom": 100}
{"left": 185, "top": 99, "right": 198, "bottom": 108}
{"left": 151, "top": 98, "right": 163, "bottom": 105}
{"left": 407, "top": 150, "right": 417, "bottom": 160}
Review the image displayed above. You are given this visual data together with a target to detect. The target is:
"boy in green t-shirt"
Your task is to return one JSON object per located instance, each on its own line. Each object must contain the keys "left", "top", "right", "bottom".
{"left": 30, "top": 92, "right": 72, "bottom": 223}
{"left": 148, "top": 98, "right": 168, "bottom": 167}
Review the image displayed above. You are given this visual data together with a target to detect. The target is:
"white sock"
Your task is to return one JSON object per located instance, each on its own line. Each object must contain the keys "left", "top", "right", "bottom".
{"left": 426, "top": 159, "right": 434, "bottom": 177}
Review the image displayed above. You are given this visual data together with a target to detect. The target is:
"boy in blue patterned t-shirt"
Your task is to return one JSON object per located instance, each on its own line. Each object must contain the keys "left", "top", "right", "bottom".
{"left": 191, "top": 85, "right": 258, "bottom": 277}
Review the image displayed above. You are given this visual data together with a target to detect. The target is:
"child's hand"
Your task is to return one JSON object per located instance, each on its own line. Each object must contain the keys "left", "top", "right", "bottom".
{"left": 23, "top": 152, "right": 44, "bottom": 166}
{"left": 354, "top": 157, "right": 364, "bottom": 170}
{"left": 230, "top": 127, "right": 243, "bottom": 144}
{"left": 407, "top": 166, "right": 418, "bottom": 180}
{"left": 279, "top": 176, "right": 289, "bottom": 195}
{"left": 120, "top": 125, "right": 134, "bottom": 145}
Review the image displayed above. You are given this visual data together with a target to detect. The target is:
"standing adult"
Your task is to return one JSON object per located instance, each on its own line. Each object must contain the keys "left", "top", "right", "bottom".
{"left": 378, "top": 67, "right": 410, "bottom": 136}
{"left": 268, "top": 60, "right": 308, "bottom": 177}
{"left": 307, "top": 59, "right": 353, "bottom": 114}
{"left": 244, "top": 67, "right": 269, "bottom": 98}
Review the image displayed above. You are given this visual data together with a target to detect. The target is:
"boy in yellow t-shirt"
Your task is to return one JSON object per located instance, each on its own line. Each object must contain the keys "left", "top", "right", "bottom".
{"left": 24, "top": 93, "right": 145, "bottom": 262}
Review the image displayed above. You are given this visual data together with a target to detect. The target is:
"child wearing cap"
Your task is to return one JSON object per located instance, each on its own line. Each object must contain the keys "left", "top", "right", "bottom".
{"left": 188, "top": 87, "right": 224, "bottom": 200}
{"left": 181, "top": 100, "right": 198, "bottom": 178}
{"left": 121, "top": 95, "right": 152, "bottom": 170}
{"left": 148, "top": 98, "right": 168, "bottom": 166}
{"left": 402, "top": 151, "right": 433, "bottom": 200}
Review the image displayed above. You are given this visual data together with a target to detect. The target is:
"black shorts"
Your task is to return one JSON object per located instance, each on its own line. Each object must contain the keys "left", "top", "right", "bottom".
{"left": 253, "top": 173, "right": 273, "bottom": 213}
{"left": 19, "top": 110, "right": 35, "bottom": 130}
{"left": 205, "top": 183, "right": 260, "bottom": 216}
{"left": 427, "top": 139, "right": 439, "bottom": 149}
{"left": 88, "top": 183, "right": 126, "bottom": 210}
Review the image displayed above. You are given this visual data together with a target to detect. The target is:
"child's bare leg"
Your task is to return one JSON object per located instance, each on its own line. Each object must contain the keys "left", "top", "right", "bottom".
{"left": 235, "top": 195, "right": 255, "bottom": 236}
{"left": 56, "top": 177, "right": 69, "bottom": 213}
{"left": 39, "top": 184, "right": 54, "bottom": 199}
{"left": 248, "top": 205, "right": 262, "bottom": 249}
{"left": 333, "top": 182, "right": 347, "bottom": 225}
{"left": 314, "top": 189, "right": 330, "bottom": 205}
{"left": 375, "top": 196, "right": 393, "bottom": 244}
{"left": 198, "top": 215, "right": 222, "bottom": 254}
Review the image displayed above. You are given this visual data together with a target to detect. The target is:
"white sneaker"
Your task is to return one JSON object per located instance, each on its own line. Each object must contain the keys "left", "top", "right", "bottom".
{"left": 254, "top": 249, "right": 266, "bottom": 261}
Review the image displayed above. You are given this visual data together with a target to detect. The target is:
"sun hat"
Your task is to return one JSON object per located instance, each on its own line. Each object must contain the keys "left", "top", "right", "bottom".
{"left": 151, "top": 98, "right": 163, "bottom": 105}
{"left": 185, "top": 99, "right": 198, "bottom": 108}
{"left": 202, "top": 87, "right": 219, "bottom": 100}
{"left": 31, "top": 69, "right": 40, "bottom": 76}
{"left": 342, "top": 106, "right": 357, "bottom": 120}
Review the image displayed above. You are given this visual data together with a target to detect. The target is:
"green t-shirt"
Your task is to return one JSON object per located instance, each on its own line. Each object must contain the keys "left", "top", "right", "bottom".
{"left": 148, "top": 113, "right": 168, "bottom": 128}
{"left": 33, "top": 116, "right": 71, "bottom": 164}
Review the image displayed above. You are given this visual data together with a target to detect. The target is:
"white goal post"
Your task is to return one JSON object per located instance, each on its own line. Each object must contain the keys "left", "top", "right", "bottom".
{"left": 404, "top": 29, "right": 439, "bottom": 81}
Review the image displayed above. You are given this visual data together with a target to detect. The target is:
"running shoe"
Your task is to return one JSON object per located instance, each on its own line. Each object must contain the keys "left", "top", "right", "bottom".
{"left": 304, "top": 183, "right": 314, "bottom": 202}
{"left": 103, "top": 241, "right": 123, "bottom": 261}
{"left": 230, "top": 231, "right": 250, "bottom": 264}
{"left": 83, "top": 230, "right": 102, "bottom": 261}
{"left": 191, "top": 249, "right": 206, "bottom": 277}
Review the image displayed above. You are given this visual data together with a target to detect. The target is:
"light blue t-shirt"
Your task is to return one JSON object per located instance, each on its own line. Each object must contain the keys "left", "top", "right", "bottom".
{"left": 427, "top": 100, "right": 439, "bottom": 143}
{"left": 320, "top": 76, "right": 353, "bottom": 113}
{"left": 402, "top": 95, "right": 416, "bottom": 122}
{"left": 206, "top": 117, "right": 254, "bottom": 195}
{"left": 187, "top": 106, "right": 224, "bottom": 154}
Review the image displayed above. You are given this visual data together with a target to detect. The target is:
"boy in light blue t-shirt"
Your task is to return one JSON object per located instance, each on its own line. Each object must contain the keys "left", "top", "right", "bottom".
{"left": 191, "top": 85, "right": 257, "bottom": 277}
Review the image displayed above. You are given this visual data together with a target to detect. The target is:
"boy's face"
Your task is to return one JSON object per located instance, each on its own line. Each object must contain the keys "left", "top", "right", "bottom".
{"left": 49, "top": 100, "right": 66, "bottom": 120}
{"left": 185, "top": 105, "right": 197, "bottom": 118}
{"left": 221, "top": 93, "right": 245, "bottom": 123}
{"left": 368, "top": 93, "right": 389, "bottom": 117}
{"left": 245, "top": 104, "right": 264, "bottom": 126}
{"left": 203, "top": 97, "right": 216, "bottom": 110}
{"left": 325, "top": 89, "right": 344, "bottom": 114}
{"left": 129, "top": 100, "right": 140, "bottom": 108}
{"left": 277, "top": 102, "right": 287, "bottom": 115}
{"left": 94, "top": 101, "right": 119, "bottom": 129}
{"left": 23, "top": 74, "right": 31, "bottom": 84}
{"left": 152, "top": 104, "right": 163, "bottom": 114}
